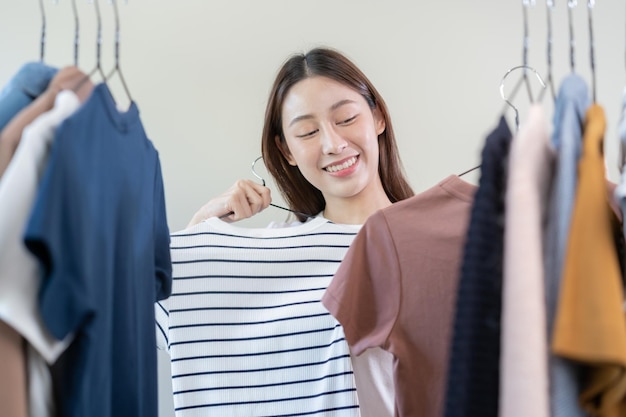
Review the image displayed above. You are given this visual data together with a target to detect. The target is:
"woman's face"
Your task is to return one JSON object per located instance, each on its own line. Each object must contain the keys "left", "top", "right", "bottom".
{"left": 279, "top": 76, "right": 387, "bottom": 209}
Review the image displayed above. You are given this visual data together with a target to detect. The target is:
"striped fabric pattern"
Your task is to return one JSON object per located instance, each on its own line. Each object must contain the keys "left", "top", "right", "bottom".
{"left": 156, "top": 217, "right": 361, "bottom": 417}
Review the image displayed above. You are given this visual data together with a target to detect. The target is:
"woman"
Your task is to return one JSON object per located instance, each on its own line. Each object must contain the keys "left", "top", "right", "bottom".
{"left": 188, "top": 47, "right": 413, "bottom": 227}
{"left": 160, "top": 47, "right": 414, "bottom": 417}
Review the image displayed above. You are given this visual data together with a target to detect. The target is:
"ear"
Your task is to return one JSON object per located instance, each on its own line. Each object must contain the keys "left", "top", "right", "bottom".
{"left": 373, "top": 107, "right": 386, "bottom": 136}
{"left": 275, "top": 135, "right": 297, "bottom": 166}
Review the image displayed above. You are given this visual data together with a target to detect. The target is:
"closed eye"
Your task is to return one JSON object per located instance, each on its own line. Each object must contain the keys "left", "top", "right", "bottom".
{"left": 338, "top": 115, "right": 358, "bottom": 125}
{"left": 296, "top": 129, "right": 318, "bottom": 138}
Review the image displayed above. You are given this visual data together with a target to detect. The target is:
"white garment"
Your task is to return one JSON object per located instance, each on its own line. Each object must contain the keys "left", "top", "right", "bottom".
{"left": 351, "top": 348, "right": 395, "bottom": 417}
{"left": 157, "top": 216, "right": 393, "bottom": 417}
{"left": 0, "top": 90, "right": 80, "bottom": 417}
{"left": 500, "top": 104, "right": 553, "bottom": 417}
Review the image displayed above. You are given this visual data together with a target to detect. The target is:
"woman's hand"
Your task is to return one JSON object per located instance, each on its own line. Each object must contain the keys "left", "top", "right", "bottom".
{"left": 187, "top": 179, "right": 271, "bottom": 227}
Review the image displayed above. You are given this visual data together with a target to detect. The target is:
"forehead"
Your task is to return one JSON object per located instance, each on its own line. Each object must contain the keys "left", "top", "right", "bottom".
{"left": 281, "top": 76, "right": 365, "bottom": 117}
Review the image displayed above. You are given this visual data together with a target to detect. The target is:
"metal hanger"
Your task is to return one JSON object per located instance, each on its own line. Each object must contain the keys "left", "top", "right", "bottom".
{"left": 501, "top": 65, "right": 547, "bottom": 131}
{"left": 460, "top": 0, "right": 537, "bottom": 177}
{"left": 538, "top": 0, "right": 557, "bottom": 102}
{"left": 568, "top": 0, "right": 577, "bottom": 73}
{"left": 72, "top": 0, "right": 79, "bottom": 67}
{"left": 219, "top": 156, "right": 316, "bottom": 220}
{"left": 587, "top": 0, "right": 597, "bottom": 103}
{"left": 105, "top": 0, "right": 133, "bottom": 103}
{"left": 73, "top": 0, "right": 108, "bottom": 94}
{"left": 250, "top": 156, "right": 316, "bottom": 218}
{"left": 38, "top": 0, "right": 46, "bottom": 62}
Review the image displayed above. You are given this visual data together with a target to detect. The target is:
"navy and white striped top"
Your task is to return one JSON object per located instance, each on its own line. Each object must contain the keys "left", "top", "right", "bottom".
{"left": 156, "top": 216, "right": 362, "bottom": 417}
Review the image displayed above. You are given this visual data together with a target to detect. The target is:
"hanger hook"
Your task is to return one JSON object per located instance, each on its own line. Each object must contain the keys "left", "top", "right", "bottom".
{"left": 72, "top": 0, "right": 79, "bottom": 67}
{"left": 539, "top": 0, "right": 557, "bottom": 102}
{"left": 105, "top": 0, "right": 133, "bottom": 102}
{"left": 568, "top": 0, "right": 577, "bottom": 72}
{"left": 38, "top": 0, "right": 46, "bottom": 62}
{"left": 251, "top": 156, "right": 267, "bottom": 186}
{"left": 520, "top": 0, "right": 536, "bottom": 101}
{"left": 500, "top": 65, "right": 546, "bottom": 130}
{"left": 92, "top": 0, "right": 106, "bottom": 80}
{"left": 587, "top": 0, "right": 597, "bottom": 103}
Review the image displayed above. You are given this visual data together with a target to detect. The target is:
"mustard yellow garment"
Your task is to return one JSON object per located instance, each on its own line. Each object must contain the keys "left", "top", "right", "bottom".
{"left": 552, "top": 104, "right": 626, "bottom": 417}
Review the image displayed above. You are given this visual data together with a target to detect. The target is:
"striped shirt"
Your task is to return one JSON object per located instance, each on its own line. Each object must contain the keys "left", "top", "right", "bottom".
{"left": 156, "top": 216, "right": 362, "bottom": 417}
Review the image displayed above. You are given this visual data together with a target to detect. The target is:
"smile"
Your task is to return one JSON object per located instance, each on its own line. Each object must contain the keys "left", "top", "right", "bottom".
{"left": 324, "top": 156, "right": 358, "bottom": 173}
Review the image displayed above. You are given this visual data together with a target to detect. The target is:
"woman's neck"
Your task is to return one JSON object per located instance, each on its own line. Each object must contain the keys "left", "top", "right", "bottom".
{"left": 322, "top": 193, "right": 393, "bottom": 225}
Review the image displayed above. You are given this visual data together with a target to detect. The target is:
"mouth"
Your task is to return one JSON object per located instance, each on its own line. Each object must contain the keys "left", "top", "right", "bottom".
{"left": 324, "top": 156, "right": 359, "bottom": 173}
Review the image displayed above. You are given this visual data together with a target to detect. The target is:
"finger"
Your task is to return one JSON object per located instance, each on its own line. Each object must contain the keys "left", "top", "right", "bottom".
{"left": 230, "top": 191, "right": 254, "bottom": 221}
{"left": 243, "top": 181, "right": 272, "bottom": 210}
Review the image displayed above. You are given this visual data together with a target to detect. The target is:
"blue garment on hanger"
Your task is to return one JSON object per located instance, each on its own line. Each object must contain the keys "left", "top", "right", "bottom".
{"left": 0, "top": 62, "right": 58, "bottom": 131}
{"left": 544, "top": 74, "right": 591, "bottom": 417}
{"left": 24, "top": 83, "right": 172, "bottom": 417}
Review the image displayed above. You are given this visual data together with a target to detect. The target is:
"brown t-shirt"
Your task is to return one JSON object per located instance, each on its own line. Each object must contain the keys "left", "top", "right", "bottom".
{"left": 322, "top": 175, "right": 476, "bottom": 417}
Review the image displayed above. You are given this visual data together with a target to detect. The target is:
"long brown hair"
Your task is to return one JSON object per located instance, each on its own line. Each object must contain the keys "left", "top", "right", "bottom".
{"left": 262, "top": 47, "right": 414, "bottom": 221}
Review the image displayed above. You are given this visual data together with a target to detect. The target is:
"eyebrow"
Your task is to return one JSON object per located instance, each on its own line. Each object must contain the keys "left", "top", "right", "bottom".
{"left": 288, "top": 99, "right": 357, "bottom": 127}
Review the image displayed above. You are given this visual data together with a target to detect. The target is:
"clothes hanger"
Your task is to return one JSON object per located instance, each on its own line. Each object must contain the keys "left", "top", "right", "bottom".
{"left": 104, "top": 0, "right": 133, "bottom": 104}
{"left": 73, "top": 0, "right": 108, "bottom": 94}
{"left": 538, "top": 0, "right": 557, "bottom": 103}
{"left": 587, "top": 0, "right": 597, "bottom": 103}
{"left": 568, "top": 0, "right": 577, "bottom": 73}
{"left": 459, "top": 0, "right": 537, "bottom": 177}
{"left": 219, "top": 156, "right": 316, "bottom": 220}
{"left": 72, "top": 0, "right": 79, "bottom": 67}
{"left": 38, "top": 0, "right": 47, "bottom": 63}
{"left": 500, "top": 65, "right": 547, "bottom": 132}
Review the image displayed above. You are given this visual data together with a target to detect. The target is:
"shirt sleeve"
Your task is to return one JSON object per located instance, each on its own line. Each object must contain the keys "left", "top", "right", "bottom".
{"left": 153, "top": 156, "right": 172, "bottom": 302}
{"left": 155, "top": 299, "right": 170, "bottom": 352}
{"left": 322, "top": 212, "right": 401, "bottom": 355}
{"left": 24, "top": 128, "right": 93, "bottom": 341}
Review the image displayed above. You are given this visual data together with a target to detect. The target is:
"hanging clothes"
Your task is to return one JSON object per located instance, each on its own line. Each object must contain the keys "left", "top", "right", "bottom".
{"left": 0, "top": 62, "right": 57, "bottom": 130}
{"left": 322, "top": 174, "right": 476, "bottom": 417}
{"left": 156, "top": 216, "right": 363, "bottom": 417}
{"left": 544, "top": 74, "right": 592, "bottom": 417}
{"left": 552, "top": 104, "right": 626, "bottom": 417}
{"left": 0, "top": 89, "right": 83, "bottom": 417}
{"left": 443, "top": 116, "right": 512, "bottom": 417}
{"left": 499, "top": 104, "right": 554, "bottom": 417}
{"left": 23, "top": 83, "right": 172, "bottom": 417}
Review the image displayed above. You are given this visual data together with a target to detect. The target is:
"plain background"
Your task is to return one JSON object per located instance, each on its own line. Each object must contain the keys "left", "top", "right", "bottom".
{"left": 2, "top": 1, "right": 625, "bottom": 416}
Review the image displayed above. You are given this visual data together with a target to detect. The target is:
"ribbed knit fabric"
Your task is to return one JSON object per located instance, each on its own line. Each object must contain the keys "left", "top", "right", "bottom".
{"left": 156, "top": 217, "right": 362, "bottom": 417}
{"left": 443, "top": 116, "right": 512, "bottom": 417}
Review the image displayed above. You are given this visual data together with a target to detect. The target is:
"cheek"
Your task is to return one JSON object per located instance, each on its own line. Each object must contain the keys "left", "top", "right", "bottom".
{"left": 284, "top": 141, "right": 314, "bottom": 167}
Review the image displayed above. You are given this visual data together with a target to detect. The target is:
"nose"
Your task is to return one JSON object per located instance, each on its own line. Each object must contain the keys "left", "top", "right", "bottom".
{"left": 320, "top": 125, "right": 348, "bottom": 155}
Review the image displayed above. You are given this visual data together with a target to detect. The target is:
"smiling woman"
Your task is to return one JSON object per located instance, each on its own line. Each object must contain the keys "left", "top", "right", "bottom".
{"left": 277, "top": 76, "right": 389, "bottom": 224}
{"left": 158, "top": 47, "right": 414, "bottom": 417}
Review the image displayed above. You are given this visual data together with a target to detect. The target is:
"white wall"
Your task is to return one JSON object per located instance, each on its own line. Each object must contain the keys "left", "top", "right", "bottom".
{"left": 2, "top": 2, "right": 625, "bottom": 416}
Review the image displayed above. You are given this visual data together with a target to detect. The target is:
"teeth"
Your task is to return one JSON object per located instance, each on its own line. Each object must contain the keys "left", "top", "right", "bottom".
{"left": 326, "top": 156, "right": 357, "bottom": 172}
